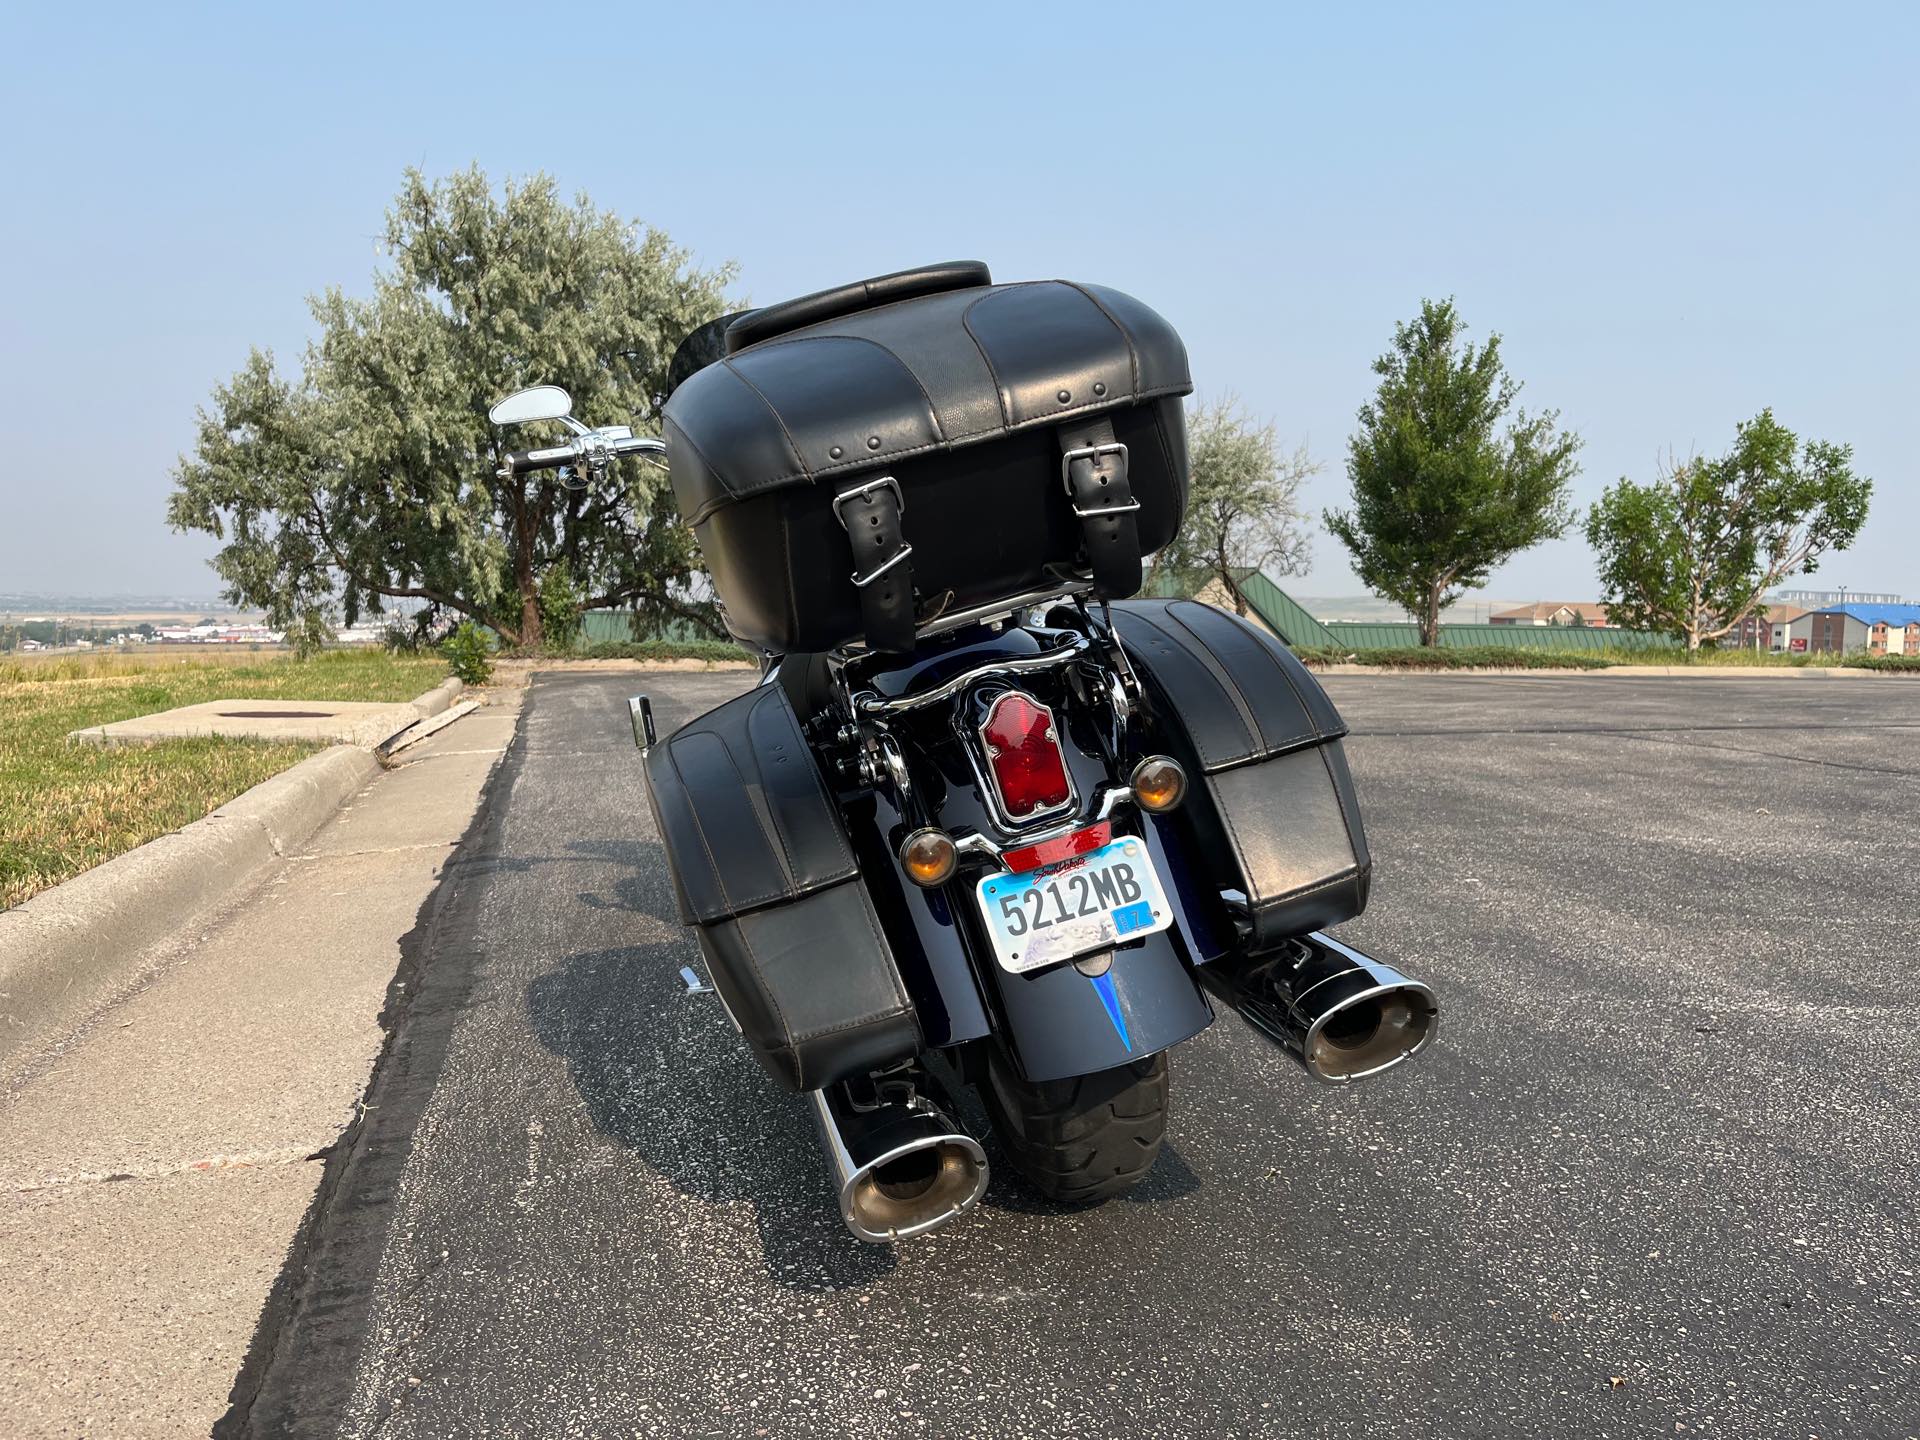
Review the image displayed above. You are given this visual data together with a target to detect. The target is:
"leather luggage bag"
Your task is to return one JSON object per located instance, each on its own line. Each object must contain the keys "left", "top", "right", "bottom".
{"left": 1113, "top": 599, "right": 1372, "bottom": 949}
{"left": 642, "top": 682, "right": 921, "bottom": 1091}
{"left": 662, "top": 262, "right": 1194, "bottom": 654}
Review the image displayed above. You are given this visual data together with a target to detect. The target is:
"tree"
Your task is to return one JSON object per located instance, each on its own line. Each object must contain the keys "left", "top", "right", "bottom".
{"left": 1325, "top": 299, "right": 1582, "bottom": 645}
{"left": 1585, "top": 410, "right": 1870, "bottom": 650}
{"left": 1151, "top": 398, "right": 1317, "bottom": 616}
{"left": 169, "top": 167, "right": 736, "bottom": 652}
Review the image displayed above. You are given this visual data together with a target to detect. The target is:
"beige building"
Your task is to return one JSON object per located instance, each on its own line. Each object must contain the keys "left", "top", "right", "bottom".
{"left": 1781, "top": 604, "right": 1920, "bottom": 655}
{"left": 1727, "top": 603, "right": 1808, "bottom": 651}
{"left": 1488, "top": 602, "right": 1615, "bottom": 628}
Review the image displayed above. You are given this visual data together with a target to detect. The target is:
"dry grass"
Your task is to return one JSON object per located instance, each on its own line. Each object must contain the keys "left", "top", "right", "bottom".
{"left": 0, "top": 649, "right": 445, "bottom": 910}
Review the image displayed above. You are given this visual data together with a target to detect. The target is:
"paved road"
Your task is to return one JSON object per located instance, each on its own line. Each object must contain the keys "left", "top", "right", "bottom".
{"left": 230, "top": 671, "right": 1920, "bottom": 1440}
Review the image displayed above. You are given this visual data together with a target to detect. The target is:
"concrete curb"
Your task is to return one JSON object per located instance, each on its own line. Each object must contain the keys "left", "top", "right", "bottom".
{"left": 1305, "top": 663, "right": 1897, "bottom": 679}
{"left": 410, "top": 676, "right": 464, "bottom": 718}
{"left": 0, "top": 746, "right": 381, "bottom": 1083}
{"left": 65, "top": 676, "right": 466, "bottom": 749}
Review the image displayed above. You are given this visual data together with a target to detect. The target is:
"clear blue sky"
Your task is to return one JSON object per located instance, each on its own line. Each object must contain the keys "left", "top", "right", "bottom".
{"left": 3, "top": 2, "right": 1914, "bottom": 605}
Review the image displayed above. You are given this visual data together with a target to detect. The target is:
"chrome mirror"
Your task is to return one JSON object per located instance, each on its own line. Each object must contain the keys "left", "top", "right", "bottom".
{"left": 488, "top": 385, "right": 574, "bottom": 425}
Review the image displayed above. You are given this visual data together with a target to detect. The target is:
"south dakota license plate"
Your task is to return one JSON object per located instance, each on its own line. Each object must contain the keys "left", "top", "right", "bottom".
{"left": 975, "top": 837, "right": 1173, "bottom": 975}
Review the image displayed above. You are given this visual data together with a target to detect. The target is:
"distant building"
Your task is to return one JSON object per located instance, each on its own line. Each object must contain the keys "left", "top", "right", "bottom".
{"left": 1726, "top": 603, "right": 1808, "bottom": 651}
{"left": 153, "top": 622, "right": 283, "bottom": 645}
{"left": 1489, "top": 602, "right": 1615, "bottom": 628}
{"left": 1783, "top": 602, "right": 1920, "bottom": 655}
{"left": 1772, "top": 588, "right": 1908, "bottom": 608}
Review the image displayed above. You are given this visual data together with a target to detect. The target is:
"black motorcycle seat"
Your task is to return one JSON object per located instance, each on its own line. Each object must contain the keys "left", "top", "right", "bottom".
{"left": 724, "top": 261, "right": 992, "bottom": 354}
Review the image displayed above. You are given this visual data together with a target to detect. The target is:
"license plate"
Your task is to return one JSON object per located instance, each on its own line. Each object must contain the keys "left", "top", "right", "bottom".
{"left": 975, "top": 838, "right": 1173, "bottom": 975}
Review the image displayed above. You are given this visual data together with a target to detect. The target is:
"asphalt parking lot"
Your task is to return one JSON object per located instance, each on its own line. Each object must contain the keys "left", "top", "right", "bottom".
{"left": 228, "top": 670, "right": 1920, "bottom": 1440}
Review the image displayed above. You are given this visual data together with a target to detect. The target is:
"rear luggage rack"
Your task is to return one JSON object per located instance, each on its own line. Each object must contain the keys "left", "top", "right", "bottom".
{"left": 851, "top": 632, "right": 1092, "bottom": 717}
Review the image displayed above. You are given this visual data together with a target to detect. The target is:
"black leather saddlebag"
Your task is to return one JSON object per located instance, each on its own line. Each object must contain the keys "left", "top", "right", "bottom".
{"left": 1114, "top": 599, "right": 1371, "bottom": 950}
{"left": 662, "top": 262, "right": 1193, "bottom": 655}
{"left": 643, "top": 683, "right": 920, "bottom": 1091}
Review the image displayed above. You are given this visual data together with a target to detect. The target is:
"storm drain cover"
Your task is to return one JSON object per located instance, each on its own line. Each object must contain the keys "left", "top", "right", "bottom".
{"left": 218, "top": 710, "right": 337, "bottom": 719}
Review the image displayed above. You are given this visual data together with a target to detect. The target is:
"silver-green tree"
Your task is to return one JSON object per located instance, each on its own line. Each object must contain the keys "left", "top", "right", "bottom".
{"left": 1326, "top": 299, "right": 1582, "bottom": 645}
{"left": 1151, "top": 398, "right": 1318, "bottom": 616}
{"left": 1585, "top": 410, "right": 1870, "bottom": 650}
{"left": 169, "top": 167, "right": 736, "bottom": 652}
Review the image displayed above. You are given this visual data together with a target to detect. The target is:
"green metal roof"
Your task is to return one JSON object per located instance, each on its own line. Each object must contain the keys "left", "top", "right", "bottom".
{"left": 1137, "top": 567, "right": 1340, "bottom": 648}
{"left": 1230, "top": 571, "right": 1341, "bottom": 648}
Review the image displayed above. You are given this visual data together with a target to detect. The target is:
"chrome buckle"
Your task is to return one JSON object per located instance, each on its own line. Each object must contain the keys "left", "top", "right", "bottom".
{"left": 1060, "top": 442, "right": 1137, "bottom": 518}
{"left": 850, "top": 544, "right": 914, "bottom": 588}
{"left": 832, "top": 474, "right": 905, "bottom": 530}
{"left": 833, "top": 475, "right": 912, "bottom": 587}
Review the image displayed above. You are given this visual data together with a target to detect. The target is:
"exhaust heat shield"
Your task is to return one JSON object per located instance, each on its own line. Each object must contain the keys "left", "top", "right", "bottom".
{"left": 1201, "top": 931, "right": 1438, "bottom": 1083}
{"left": 810, "top": 1070, "right": 989, "bottom": 1243}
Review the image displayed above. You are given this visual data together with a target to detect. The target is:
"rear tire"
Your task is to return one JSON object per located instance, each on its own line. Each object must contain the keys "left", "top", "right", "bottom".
{"left": 982, "top": 1046, "right": 1169, "bottom": 1204}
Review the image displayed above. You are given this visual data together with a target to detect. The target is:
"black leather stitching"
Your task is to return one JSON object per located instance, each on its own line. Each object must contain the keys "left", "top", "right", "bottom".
{"left": 660, "top": 699, "right": 859, "bottom": 922}
{"left": 1119, "top": 607, "right": 1251, "bottom": 770}
{"left": 1249, "top": 867, "right": 1365, "bottom": 909}
{"left": 679, "top": 382, "right": 1192, "bottom": 526}
{"left": 734, "top": 333, "right": 950, "bottom": 445}
{"left": 1164, "top": 602, "right": 1271, "bottom": 764}
{"left": 659, "top": 737, "right": 741, "bottom": 924}
{"left": 1058, "top": 279, "right": 1140, "bottom": 396}
{"left": 725, "top": 916, "right": 792, "bottom": 1055}
{"left": 720, "top": 356, "right": 810, "bottom": 479}
{"left": 958, "top": 288, "right": 1012, "bottom": 429}
{"left": 1316, "top": 745, "right": 1367, "bottom": 875}
{"left": 739, "top": 689, "right": 802, "bottom": 893}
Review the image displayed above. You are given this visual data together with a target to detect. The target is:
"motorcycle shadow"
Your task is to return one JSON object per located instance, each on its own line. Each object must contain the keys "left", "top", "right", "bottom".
{"left": 526, "top": 940, "right": 899, "bottom": 1293}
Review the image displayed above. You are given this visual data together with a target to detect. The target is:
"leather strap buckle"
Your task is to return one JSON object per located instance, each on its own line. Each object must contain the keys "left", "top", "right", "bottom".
{"left": 1060, "top": 442, "right": 1138, "bottom": 518}
{"left": 832, "top": 474, "right": 905, "bottom": 529}
{"left": 834, "top": 476, "right": 913, "bottom": 587}
{"left": 849, "top": 543, "right": 915, "bottom": 588}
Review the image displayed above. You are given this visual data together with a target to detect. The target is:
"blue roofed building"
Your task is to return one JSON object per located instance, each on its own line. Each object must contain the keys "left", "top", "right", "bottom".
{"left": 1783, "top": 602, "right": 1920, "bottom": 655}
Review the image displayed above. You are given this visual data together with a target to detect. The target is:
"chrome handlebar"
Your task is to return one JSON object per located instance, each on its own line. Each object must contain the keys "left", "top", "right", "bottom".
{"left": 497, "top": 429, "right": 666, "bottom": 482}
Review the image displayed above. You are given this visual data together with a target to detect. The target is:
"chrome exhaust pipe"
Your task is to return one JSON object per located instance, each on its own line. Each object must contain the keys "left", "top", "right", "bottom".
{"left": 1200, "top": 931, "right": 1438, "bottom": 1083}
{"left": 809, "top": 1069, "right": 989, "bottom": 1243}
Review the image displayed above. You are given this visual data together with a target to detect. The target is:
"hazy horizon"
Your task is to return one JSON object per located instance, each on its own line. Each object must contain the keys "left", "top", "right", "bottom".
{"left": 3, "top": 4, "right": 1913, "bottom": 604}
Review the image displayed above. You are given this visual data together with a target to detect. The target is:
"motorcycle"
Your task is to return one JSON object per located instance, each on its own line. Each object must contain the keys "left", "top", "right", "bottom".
{"left": 490, "top": 262, "right": 1439, "bottom": 1243}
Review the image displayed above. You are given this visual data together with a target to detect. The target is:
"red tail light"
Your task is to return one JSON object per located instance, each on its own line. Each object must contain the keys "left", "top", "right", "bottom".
{"left": 979, "top": 691, "right": 1074, "bottom": 822}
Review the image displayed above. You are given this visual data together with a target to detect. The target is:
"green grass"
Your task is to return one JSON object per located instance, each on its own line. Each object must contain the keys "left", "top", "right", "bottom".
{"left": 1840, "top": 653, "right": 1920, "bottom": 673}
{"left": 1293, "top": 645, "right": 1613, "bottom": 670}
{"left": 1294, "top": 642, "right": 1914, "bottom": 671}
{"left": 1590, "top": 646, "right": 1827, "bottom": 667}
{"left": 0, "top": 649, "right": 446, "bottom": 910}
{"left": 566, "top": 638, "right": 755, "bottom": 664}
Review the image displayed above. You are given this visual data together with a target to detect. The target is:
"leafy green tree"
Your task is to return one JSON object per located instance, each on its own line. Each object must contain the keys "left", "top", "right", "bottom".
{"left": 538, "top": 557, "right": 586, "bottom": 651}
{"left": 1585, "top": 410, "right": 1870, "bottom": 650}
{"left": 1326, "top": 299, "right": 1582, "bottom": 645}
{"left": 169, "top": 167, "right": 736, "bottom": 653}
{"left": 1151, "top": 397, "right": 1318, "bottom": 615}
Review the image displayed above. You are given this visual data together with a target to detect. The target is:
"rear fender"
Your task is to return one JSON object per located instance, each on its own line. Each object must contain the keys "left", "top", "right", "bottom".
{"left": 850, "top": 623, "right": 1216, "bottom": 1083}
{"left": 980, "top": 926, "right": 1213, "bottom": 1083}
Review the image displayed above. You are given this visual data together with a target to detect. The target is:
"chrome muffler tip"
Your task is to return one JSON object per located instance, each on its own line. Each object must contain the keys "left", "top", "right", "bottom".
{"left": 1200, "top": 931, "right": 1439, "bottom": 1084}
{"left": 1297, "top": 958, "right": 1438, "bottom": 1083}
{"left": 810, "top": 1073, "right": 990, "bottom": 1243}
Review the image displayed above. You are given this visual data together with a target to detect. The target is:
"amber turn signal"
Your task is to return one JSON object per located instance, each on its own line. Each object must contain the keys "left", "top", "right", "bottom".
{"left": 899, "top": 827, "right": 959, "bottom": 887}
{"left": 1129, "top": 755, "right": 1187, "bottom": 813}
